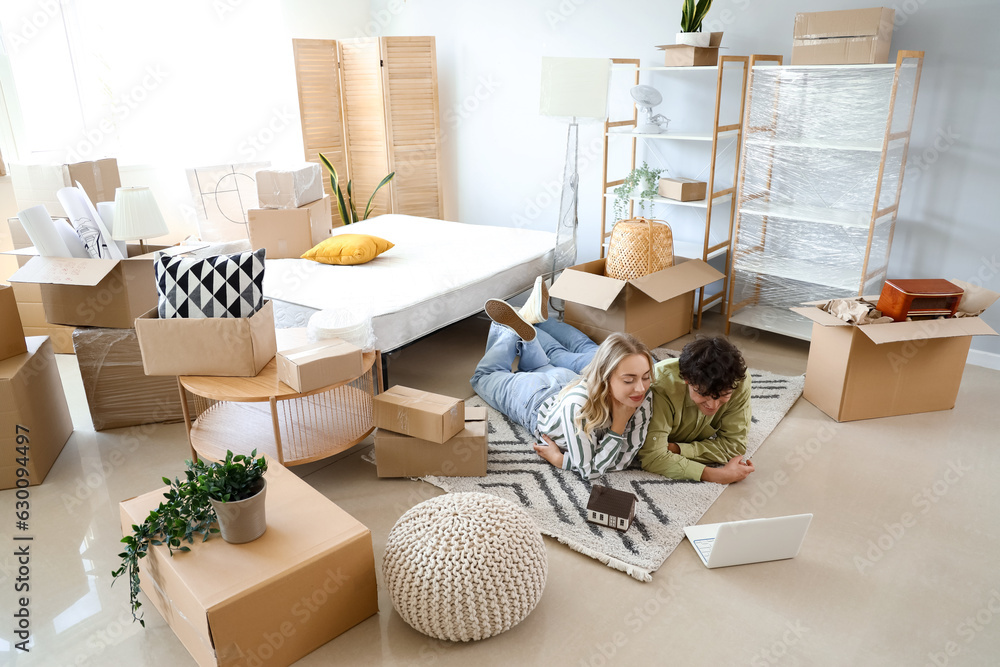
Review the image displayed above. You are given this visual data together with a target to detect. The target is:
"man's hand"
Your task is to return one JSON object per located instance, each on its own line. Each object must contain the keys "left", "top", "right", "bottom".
{"left": 701, "top": 455, "right": 755, "bottom": 484}
{"left": 533, "top": 434, "right": 564, "bottom": 469}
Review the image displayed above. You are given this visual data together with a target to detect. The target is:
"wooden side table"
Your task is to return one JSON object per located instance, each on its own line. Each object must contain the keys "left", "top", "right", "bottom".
{"left": 177, "top": 350, "right": 382, "bottom": 466}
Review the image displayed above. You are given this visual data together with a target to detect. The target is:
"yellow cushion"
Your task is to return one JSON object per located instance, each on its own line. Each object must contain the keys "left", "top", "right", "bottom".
{"left": 301, "top": 234, "right": 394, "bottom": 266}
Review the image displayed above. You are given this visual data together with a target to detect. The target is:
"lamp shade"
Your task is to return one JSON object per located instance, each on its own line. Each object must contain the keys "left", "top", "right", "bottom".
{"left": 539, "top": 57, "right": 611, "bottom": 119}
{"left": 111, "top": 186, "right": 169, "bottom": 241}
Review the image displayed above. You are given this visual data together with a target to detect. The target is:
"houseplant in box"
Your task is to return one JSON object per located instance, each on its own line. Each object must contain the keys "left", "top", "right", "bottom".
{"left": 112, "top": 450, "right": 268, "bottom": 625}
{"left": 613, "top": 162, "right": 664, "bottom": 222}
{"left": 319, "top": 152, "right": 395, "bottom": 225}
{"left": 677, "top": 0, "right": 715, "bottom": 46}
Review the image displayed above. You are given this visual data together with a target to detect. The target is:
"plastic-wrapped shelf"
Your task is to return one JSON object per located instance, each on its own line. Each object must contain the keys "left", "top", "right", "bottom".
{"left": 726, "top": 54, "right": 923, "bottom": 339}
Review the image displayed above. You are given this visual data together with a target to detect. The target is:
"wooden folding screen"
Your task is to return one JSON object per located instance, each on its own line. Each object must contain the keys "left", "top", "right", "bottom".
{"left": 292, "top": 36, "right": 442, "bottom": 223}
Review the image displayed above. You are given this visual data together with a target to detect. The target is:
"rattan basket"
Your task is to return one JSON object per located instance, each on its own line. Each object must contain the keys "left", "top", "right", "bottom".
{"left": 605, "top": 217, "right": 674, "bottom": 281}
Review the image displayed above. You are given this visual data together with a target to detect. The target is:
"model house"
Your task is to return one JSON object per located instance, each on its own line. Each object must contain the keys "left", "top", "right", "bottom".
{"left": 587, "top": 484, "right": 637, "bottom": 532}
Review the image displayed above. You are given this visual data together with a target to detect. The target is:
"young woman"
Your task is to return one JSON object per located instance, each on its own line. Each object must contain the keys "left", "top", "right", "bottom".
{"left": 470, "top": 289, "right": 654, "bottom": 481}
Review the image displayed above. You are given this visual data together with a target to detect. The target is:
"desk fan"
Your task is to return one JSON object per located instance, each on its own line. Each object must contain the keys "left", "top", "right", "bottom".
{"left": 631, "top": 85, "right": 670, "bottom": 134}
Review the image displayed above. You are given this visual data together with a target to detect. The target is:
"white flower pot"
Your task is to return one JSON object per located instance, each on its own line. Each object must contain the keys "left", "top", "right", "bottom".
{"left": 209, "top": 478, "right": 267, "bottom": 544}
{"left": 676, "top": 32, "right": 711, "bottom": 47}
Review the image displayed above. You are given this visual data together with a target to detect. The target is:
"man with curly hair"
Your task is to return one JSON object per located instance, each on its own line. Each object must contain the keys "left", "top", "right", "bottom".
{"left": 639, "top": 336, "right": 755, "bottom": 484}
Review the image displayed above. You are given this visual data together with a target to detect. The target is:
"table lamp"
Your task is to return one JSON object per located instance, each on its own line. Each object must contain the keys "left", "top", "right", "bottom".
{"left": 112, "top": 186, "right": 169, "bottom": 253}
{"left": 539, "top": 57, "right": 611, "bottom": 279}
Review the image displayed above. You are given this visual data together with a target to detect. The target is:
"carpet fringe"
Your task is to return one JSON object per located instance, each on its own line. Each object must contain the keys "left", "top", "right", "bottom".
{"left": 540, "top": 529, "right": 653, "bottom": 583}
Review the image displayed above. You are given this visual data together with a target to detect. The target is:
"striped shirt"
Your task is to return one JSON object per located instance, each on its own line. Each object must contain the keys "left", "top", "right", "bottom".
{"left": 535, "top": 383, "right": 653, "bottom": 480}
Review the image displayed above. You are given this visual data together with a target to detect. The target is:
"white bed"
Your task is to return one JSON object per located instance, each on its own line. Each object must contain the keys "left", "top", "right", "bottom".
{"left": 263, "top": 215, "right": 569, "bottom": 352}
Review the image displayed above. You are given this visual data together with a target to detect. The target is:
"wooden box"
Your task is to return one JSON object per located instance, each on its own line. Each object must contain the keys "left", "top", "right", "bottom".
{"left": 876, "top": 279, "right": 963, "bottom": 323}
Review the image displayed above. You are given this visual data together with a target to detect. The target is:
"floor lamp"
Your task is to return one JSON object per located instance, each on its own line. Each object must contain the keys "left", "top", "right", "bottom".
{"left": 539, "top": 57, "right": 611, "bottom": 294}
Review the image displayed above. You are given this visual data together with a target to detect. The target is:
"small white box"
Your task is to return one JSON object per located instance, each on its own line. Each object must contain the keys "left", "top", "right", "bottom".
{"left": 255, "top": 164, "right": 324, "bottom": 209}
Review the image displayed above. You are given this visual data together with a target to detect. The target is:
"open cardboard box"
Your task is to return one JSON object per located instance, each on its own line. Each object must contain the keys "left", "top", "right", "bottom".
{"left": 6, "top": 244, "right": 171, "bottom": 328}
{"left": 119, "top": 462, "right": 378, "bottom": 667}
{"left": 792, "top": 7, "right": 894, "bottom": 65}
{"left": 550, "top": 257, "right": 725, "bottom": 349}
{"left": 135, "top": 300, "right": 278, "bottom": 377}
{"left": 375, "top": 406, "right": 488, "bottom": 477}
{"left": 792, "top": 288, "right": 998, "bottom": 422}
{"left": 655, "top": 32, "right": 724, "bottom": 67}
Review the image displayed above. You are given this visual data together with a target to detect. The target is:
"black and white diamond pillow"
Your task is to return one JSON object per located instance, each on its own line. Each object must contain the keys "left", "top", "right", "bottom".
{"left": 155, "top": 248, "right": 266, "bottom": 318}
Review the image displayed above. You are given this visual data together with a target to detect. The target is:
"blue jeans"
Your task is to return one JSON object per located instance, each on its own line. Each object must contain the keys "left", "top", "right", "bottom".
{"left": 471, "top": 320, "right": 599, "bottom": 434}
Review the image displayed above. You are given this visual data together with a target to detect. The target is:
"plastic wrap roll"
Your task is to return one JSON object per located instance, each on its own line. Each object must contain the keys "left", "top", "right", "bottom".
{"left": 308, "top": 307, "right": 376, "bottom": 351}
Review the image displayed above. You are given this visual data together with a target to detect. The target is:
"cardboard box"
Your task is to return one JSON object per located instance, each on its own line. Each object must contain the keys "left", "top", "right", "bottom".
{"left": 792, "top": 293, "right": 998, "bottom": 422}
{"left": 10, "top": 159, "right": 121, "bottom": 217}
{"left": 119, "top": 462, "right": 378, "bottom": 667}
{"left": 550, "top": 257, "right": 725, "bottom": 349}
{"left": 792, "top": 7, "right": 894, "bottom": 65}
{"left": 375, "top": 406, "right": 488, "bottom": 477}
{"left": 1, "top": 285, "right": 28, "bottom": 361}
{"left": 658, "top": 178, "right": 707, "bottom": 202}
{"left": 656, "top": 32, "right": 723, "bottom": 67}
{"left": 73, "top": 327, "right": 198, "bottom": 430}
{"left": 0, "top": 337, "right": 74, "bottom": 489}
{"left": 135, "top": 300, "right": 277, "bottom": 377}
{"left": 248, "top": 195, "right": 333, "bottom": 259}
{"left": 277, "top": 338, "right": 364, "bottom": 393}
{"left": 255, "top": 164, "right": 324, "bottom": 209}
{"left": 373, "top": 385, "right": 465, "bottom": 444}
{"left": 7, "top": 244, "right": 169, "bottom": 328}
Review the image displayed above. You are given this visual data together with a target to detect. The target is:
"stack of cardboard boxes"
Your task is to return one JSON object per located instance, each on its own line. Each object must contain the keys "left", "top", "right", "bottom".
{"left": 373, "top": 385, "right": 488, "bottom": 477}
{"left": 247, "top": 164, "right": 334, "bottom": 259}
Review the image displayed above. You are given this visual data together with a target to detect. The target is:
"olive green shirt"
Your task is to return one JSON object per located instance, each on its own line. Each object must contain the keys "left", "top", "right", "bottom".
{"left": 638, "top": 358, "right": 752, "bottom": 481}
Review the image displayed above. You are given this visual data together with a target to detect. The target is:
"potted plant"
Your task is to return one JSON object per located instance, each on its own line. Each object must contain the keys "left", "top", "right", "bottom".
{"left": 319, "top": 152, "right": 395, "bottom": 226}
{"left": 677, "top": 0, "right": 715, "bottom": 46}
{"left": 112, "top": 450, "right": 268, "bottom": 625}
{"left": 613, "top": 162, "right": 664, "bottom": 222}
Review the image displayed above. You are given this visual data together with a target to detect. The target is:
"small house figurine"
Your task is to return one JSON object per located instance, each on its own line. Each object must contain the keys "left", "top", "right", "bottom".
{"left": 586, "top": 485, "right": 637, "bottom": 532}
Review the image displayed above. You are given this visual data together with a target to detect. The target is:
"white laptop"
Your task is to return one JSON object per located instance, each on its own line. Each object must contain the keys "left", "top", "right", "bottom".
{"left": 683, "top": 514, "right": 813, "bottom": 569}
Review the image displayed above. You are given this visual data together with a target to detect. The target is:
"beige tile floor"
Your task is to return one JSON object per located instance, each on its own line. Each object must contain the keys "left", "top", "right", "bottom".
{"left": 4, "top": 310, "right": 1000, "bottom": 666}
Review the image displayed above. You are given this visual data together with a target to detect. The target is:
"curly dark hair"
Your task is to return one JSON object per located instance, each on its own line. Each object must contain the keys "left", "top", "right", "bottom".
{"left": 678, "top": 336, "right": 747, "bottom": 399}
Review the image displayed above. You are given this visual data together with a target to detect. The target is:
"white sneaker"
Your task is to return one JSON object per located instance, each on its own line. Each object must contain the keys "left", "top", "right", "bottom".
{"left": 485, "top": 299, "right": 536, "bottom": 342}
{"left": 517, "top": 276, "right": 549, "bottom": 325}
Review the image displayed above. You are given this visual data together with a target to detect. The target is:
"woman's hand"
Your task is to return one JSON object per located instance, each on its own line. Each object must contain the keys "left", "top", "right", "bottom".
{"left": 533, "top": 434, "right": 564, "bottom": 469}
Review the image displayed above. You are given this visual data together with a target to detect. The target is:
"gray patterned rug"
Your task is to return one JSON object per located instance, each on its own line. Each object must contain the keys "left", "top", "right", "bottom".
{"left": 372, "top": 349, "right": 804, "bottom": 582}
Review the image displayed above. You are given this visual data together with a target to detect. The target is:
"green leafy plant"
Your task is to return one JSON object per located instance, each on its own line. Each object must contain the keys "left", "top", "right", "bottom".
{"left": 613, "top": 162, "right": 664, "bottom": 222}
{"left": 111, "top": 450, "right": 268, "bottom": 626}
{"left": 319, "top": 153, "right": 395, "bottom": 225}
{"left": 680, "top": 0, "right": 714, "bottom": 32}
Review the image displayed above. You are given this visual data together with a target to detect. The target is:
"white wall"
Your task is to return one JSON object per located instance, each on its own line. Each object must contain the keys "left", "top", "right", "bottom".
{"left": 370, "top": 0, "right": 1000, "bottom": 361}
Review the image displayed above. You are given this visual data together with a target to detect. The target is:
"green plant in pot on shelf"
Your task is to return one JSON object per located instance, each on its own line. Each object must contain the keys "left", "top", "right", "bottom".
{"left": 319, "top": 152, "right": 395, "bottom": 225}
{"left": 112, "top": 450, "right": 268, "bottom": 625}
{"left": 677, "top": 0, "right": 715, "bottom": 46}
{"left": 613, "top": 162, "right": 664, "bottom": 222}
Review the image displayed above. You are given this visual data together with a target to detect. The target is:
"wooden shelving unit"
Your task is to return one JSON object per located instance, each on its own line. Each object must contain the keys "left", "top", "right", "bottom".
{"left": 600, "top": 56, "right": 749, "bottom": 328}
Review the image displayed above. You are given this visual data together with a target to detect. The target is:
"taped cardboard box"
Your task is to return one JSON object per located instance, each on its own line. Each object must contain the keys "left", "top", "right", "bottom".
{"left": 255, "top": 164, "right": 324, "bottom": 209}
{"left": 247, "top": 195, "right": 333, "bottom": 259}
{"left": 277, "top": 337, "right": 363, "bottom": 393}
{"left": 656, "top": 32, "right": 723, "bottom": 67}
{"left": 375, "top": 406, "right": 488, "bottom": 477}
{"left": 792, "top": 7, "right": 894, "bottom": 65}
{"left": 550, "top": 257, "right": 725, "bottom": 349}
{"left": 6, "top": 243, "right": 170, "bottom": 328}
{"left": 0, "top": 337, "right": 73, "bottom": 489}
{"left": 792, "top": 287, "right": 999, "bottom": 422}
{"left": 119, "top": 462, "right": 378, "bottom": 667}
{"left": 136, "top": 300, "right": 277, "bottom": 377}
{"left": 373, "top": 385, "right": 465, "bottom": 444}
{"left": 73, "top": 327, "right": 198, "bottom": 430}
{"left": 658, "top": 178, "right": 706, "bottom": 202}
{"left": 10, "top": 159, "right": 121, "bottom": 217}
{"left": 0, "top": 285, "right": 28, "bottom": 361}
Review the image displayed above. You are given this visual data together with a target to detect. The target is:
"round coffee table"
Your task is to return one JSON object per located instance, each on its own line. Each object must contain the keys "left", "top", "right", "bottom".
{"left": 177, "top": 350, "right": 382, "bottom": 466}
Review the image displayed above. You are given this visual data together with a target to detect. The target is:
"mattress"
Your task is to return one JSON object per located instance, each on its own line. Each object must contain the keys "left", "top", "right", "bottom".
{"left": 264, "top": 215, "right": 568, "bottom": 352}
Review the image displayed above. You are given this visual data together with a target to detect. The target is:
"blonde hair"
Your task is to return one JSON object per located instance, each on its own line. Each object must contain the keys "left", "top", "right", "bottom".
{"left": 558, "top": 332, "right": 654, "bottom": 436}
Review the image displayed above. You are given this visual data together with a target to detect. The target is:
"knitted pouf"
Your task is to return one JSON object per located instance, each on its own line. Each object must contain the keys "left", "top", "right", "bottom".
{"left": 382, "top": 492, "right": 548, "bottom": 642}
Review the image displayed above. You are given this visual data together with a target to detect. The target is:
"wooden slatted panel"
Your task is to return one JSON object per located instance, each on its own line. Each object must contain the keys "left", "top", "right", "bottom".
{"left": 340, "top": 38, "right": 392, "bottom": 218}
{"left": 381, "top": 37, "right": 442, "bottom": 219}
{"left": 292, "top": 39, "right": 346, "bottom": 229}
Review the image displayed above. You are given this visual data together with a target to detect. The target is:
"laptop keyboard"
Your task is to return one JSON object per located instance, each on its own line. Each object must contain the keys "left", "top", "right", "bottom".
{"left": 693, "top": 537, "right": 715, "bottom": 564}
